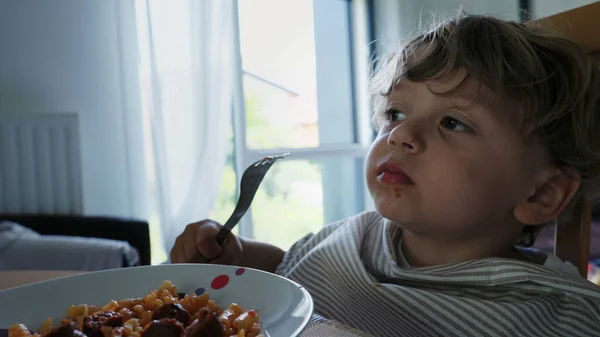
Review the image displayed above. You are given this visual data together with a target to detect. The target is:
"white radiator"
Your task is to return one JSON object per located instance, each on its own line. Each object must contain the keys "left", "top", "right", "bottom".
{"left": 0, "top": 113, "right": 82, "bottom": 214}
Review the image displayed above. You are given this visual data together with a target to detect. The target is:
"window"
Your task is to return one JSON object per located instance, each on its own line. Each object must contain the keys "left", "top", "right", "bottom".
{"left": 141, "top": 0, "right": 373, "bottom": 263}
{"left": 209, "top": 0, "right": 374, "bottom": 250}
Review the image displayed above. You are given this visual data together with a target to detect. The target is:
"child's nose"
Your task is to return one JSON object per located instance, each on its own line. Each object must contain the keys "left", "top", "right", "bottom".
{"left": 387, "top": 123, "right": 424, "bottom": 154}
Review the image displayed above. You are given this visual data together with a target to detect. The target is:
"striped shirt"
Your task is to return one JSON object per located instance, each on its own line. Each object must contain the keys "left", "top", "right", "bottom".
{"left": 275, "top": 212, "right": 600, "bottom": 337}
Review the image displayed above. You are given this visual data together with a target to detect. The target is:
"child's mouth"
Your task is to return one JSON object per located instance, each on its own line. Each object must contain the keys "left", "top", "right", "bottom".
{"left": 376, "top": 161, "right": 414, "bottom": 185}
{"left": 377, "top": 171, "right": 413, "bottom": 185}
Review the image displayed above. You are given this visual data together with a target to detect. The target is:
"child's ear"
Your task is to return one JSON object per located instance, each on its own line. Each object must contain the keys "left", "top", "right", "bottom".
{"left": 513, "top": 168, "right": 581, "bottom": 225}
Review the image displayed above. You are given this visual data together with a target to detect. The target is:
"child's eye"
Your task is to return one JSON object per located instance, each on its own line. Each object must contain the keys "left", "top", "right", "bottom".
{"left": 440, "top": 116, "right": 471, "bottom": 133}
{"left": 386, "top": 109, "right": 407, "bottom": 122}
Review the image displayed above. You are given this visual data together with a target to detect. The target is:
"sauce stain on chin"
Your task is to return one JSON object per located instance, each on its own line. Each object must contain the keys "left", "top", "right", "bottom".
{"left": 394, "top": 187, "right": 402, "bottom": 198}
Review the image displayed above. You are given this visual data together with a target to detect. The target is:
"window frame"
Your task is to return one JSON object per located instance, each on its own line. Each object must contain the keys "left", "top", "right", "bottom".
{"left": 230, "top": 0, "right": 374, "bottom": 238}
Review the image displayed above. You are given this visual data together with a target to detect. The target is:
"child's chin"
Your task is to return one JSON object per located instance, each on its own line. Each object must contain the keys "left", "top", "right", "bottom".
{"left": 374, "top": 201, "right": 406, "bottom": 222}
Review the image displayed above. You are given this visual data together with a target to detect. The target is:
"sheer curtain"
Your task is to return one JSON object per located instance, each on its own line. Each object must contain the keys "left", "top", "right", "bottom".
{"left": 136, "top": 0, "right": 235, "bottom": 255}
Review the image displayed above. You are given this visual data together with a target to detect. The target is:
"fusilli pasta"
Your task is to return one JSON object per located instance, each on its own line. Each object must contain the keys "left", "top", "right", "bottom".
{"left": 8, "top": 280, "right": 263, "bottom": 337}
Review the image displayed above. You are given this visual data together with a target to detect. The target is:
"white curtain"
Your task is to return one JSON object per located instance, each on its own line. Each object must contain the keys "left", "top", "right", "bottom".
{"left": 136, "top": 0, "right": 235, "bottom": 254}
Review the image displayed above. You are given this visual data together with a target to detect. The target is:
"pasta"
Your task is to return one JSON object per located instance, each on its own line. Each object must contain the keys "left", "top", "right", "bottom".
{"left": 8, "top": 280, "right": 263, "bottom": 337}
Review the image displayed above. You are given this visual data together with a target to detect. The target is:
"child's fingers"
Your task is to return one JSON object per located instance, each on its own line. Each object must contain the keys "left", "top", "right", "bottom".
{"left": 169, "top": 245, "right": 181, "bottom": 263}
{"left": 195, "top": 220, "right": 224, "bottom": 260}
{"left": 169, "top": 235, "right": 187, "bottom": 263}
{"left": 210, "top": 237, "right": 242, "bottom": 265}
{"left": 171, "top": 222, "right": 209, "bottom": 263}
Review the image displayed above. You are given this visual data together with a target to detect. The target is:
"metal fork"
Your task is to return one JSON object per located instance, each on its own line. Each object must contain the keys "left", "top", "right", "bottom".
{"left": 214, "top": 153, "right": 290, "bottom": 246}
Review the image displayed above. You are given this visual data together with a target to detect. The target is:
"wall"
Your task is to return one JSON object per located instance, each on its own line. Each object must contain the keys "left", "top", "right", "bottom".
{"left": 531, "top": 0, "right": 599, "bottom": 19}
{"left": 372, "top": 0, "right": 600, "bottom": 54}
{"left": 0, "top": 0, "right": 148, "bottom": 218}
{"left": 371, "top": 0, "right": 519, "bottom": 55}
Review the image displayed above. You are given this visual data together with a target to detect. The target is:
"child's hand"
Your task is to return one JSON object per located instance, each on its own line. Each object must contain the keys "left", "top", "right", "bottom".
{"left": 170, "top": 220, "right": 243, "bottom": 265}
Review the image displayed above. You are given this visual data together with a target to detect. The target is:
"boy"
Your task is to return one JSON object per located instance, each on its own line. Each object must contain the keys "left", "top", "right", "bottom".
{"left": 171, "top": 14, "right": 600, "bottom": 336}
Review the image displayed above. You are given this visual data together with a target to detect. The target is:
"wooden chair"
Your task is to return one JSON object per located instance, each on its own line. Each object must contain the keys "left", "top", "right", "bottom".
{"left": 554, "top": 198, "right": 593, "bottom": 277}
{"left": 528, "top": 2, "right": 600, "bottom": 279}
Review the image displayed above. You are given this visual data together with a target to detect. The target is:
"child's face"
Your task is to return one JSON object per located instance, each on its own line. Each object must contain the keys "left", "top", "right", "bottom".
{"left": 365, "top": 73, "right": 548, "bottom": 240}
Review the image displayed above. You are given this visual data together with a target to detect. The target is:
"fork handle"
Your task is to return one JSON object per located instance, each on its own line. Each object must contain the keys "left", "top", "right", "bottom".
{"left": 215, "top": 226, "right": 232, "bottom": 246}
{"left": 206, "top": 227, "right": 231, "bottom": 264}
{"left": 214, "top": 207, "right": 248, "bottom": 246}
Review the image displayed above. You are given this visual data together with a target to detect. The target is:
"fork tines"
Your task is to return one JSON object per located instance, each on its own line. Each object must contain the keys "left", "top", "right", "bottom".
{"left": 255, "top": 152, "right": 291, "bottom": 166}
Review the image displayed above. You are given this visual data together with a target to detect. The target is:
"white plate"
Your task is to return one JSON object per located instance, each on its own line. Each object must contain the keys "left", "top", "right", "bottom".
{"left": 0, "top": 264, "right": 313, "bottom": 336}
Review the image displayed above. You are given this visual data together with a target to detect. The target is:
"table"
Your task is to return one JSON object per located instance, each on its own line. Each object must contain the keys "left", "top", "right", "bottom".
{"left": 0, "top": 270, "right": 84, "bottom": 290}
{"left": 0, "top": 270, "right": 372, "bottom": 337}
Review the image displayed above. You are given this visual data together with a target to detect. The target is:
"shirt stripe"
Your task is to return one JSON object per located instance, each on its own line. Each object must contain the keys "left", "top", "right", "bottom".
{"left": 276, "top": 212, "right": 600, "bottom": 337}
